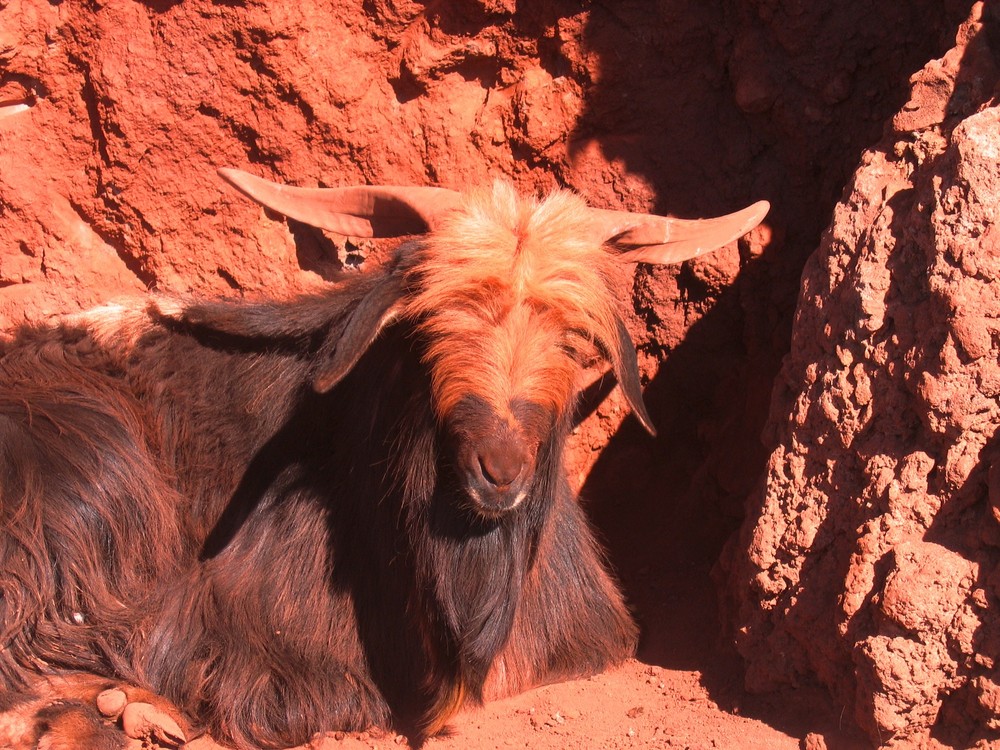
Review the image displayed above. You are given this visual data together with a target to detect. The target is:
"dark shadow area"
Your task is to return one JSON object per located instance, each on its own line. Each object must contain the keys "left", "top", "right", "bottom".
{"left": 288, "top": 218, "right": 346, "bottom": 280}
{"left": 0, "top": 72, "right": 50, "bottom": 103}
{"left": 135, "top": 0, "right": 184, "bottom": 12}
{"left": 570, "top": 0, "right": 977, "bottom": 744}
{"left": 582, "top": 259, "right": 876, "bottom": 746}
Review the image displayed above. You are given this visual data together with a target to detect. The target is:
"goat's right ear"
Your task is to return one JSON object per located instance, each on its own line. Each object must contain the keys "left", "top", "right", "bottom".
{"left": 312, "top": 273, "right": 405, "bottom": 393}
{"left": 218, "top": 168, "right": 463, "bottom": 238}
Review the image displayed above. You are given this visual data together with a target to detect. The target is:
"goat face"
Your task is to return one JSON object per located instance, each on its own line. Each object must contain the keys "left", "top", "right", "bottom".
{"left": 402, "top": 183, "right": 621, "bottom": 516}
{"left": 215, "top": 169, "right": 769, "bottom": 518}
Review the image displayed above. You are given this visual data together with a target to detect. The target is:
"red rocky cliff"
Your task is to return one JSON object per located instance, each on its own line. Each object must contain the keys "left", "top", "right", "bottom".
{"left": 728, "top": 4, "right": 1000, "bottom": 747}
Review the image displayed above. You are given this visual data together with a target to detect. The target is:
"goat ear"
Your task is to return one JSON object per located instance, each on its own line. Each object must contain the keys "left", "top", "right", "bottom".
{"left": 312, "top": 274, "right": 405, "bottom": 393}
{"left": 600, "top": 317, "right": 656, "bottom": 437}
{"left": 218, "top": 168, "right": 463, "bottom": 238}
{"left": 589, "top": 200, "right": 770, "bottom": 265}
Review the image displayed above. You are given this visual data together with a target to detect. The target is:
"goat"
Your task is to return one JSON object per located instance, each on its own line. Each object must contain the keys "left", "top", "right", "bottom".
{"left": 0, "top": 171, "right": 767, "bottom": 749}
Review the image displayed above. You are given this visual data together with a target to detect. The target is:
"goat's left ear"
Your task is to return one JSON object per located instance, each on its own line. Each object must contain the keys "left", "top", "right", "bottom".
{"left": 602, "top": 318, "right": 657, "bottom": 436}
{"left": 591, "top": 200, "right": 770, "bottom": 265}
{"left": 312, "top": 273, "right": 405, "bottom": 393}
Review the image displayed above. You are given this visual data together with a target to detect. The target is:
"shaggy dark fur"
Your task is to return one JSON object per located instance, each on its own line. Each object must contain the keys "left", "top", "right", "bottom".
{"left": 0, "top": 268, "right": 637, "bottom": 748}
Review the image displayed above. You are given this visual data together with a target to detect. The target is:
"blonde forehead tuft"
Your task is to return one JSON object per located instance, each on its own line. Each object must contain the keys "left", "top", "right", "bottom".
{"left": 404, "top": 181, "right": 619, "bottom": 334}
{"left": 403, "top": 181, "right": 622, "bottom": 417}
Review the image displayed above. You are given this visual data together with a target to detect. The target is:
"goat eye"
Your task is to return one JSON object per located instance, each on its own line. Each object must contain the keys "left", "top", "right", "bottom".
{"left": 559, "top": 341, "right": 580, "bottom": 360}
{"left": 562, "top": 331, "right": 600, "bottom": 366}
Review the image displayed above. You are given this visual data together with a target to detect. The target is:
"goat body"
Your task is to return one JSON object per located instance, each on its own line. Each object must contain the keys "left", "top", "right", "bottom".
{"left": 0, "top": 177, "right": 767, "bottom": 748}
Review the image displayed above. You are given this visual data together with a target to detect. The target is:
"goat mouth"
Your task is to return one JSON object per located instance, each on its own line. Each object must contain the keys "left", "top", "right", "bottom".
{"left": 462, "top": 479, "right": 530, "bottom": 519}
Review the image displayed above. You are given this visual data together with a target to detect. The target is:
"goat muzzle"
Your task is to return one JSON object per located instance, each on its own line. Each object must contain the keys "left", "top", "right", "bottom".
{"left": 469, "top": 437, "right": 532, "bottom": 513}
{"left": 448, "top": 397, "right": 546, "bottom": 518}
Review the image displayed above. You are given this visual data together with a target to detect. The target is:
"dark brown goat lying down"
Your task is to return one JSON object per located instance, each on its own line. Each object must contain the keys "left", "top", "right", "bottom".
{"left": 0, "top": 172, "right": 767, "bottom": 749}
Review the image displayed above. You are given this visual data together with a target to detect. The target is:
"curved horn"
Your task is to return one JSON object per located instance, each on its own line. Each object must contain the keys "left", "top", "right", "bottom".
{"left": 218, "top": 168, "right": 464, "bottom": 238}
{"left": 589, "top": 200, "right": 770, "bottom": 265}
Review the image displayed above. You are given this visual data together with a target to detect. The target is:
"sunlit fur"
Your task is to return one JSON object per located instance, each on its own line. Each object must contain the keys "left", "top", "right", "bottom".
{"left": 404, "top": 182, "right": 620, "bottom": 424}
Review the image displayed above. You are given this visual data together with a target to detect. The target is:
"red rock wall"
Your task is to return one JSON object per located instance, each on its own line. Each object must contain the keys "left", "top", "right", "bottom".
{"left": 727, "top": 4, "right": 1000, "bottom": 747}
{"left": 0, "top": 0, "right": 987, "bottom": 745}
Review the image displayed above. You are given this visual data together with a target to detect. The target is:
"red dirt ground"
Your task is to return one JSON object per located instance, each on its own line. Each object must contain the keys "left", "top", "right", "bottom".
{"left": 317, "top": 662, "right": 806, "bottom": 750}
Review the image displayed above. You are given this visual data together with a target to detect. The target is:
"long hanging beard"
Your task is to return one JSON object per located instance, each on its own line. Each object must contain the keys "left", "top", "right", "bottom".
{"left": 409, "top": 504, "right": 535, "bottom": 737}
{"left": 402, "top": 451, "right": 555, "bottom": 736}
{"left": 387, "top": 391, "right": 562, "bottom": 735}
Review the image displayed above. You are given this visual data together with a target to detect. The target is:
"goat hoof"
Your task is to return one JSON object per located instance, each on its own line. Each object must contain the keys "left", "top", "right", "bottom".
{"left": 1, "top": 675, "right": 193, "bottom": 750}
{"left": 120, "top": 701, "right": 187, "bottom": 746}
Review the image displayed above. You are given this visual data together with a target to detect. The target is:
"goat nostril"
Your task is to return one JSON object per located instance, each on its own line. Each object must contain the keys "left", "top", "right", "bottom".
{"left": 477, "top": 451, "right": 524, "bottom": 489}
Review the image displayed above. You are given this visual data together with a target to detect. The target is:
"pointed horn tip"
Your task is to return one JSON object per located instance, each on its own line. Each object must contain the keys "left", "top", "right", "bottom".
{"left": 217, "top": 167, "right": 254, "bottom": 189}
{"left": 718, "top": 199, "right": 771, "bottom": 249}
{"left": 639, "top": 416, "right": 657, "bottom": 437}
{"left": 745, "top": 199, "right": 771, "bottom": 229}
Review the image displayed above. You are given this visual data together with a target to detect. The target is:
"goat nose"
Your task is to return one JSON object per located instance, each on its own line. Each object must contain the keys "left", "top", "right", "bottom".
{"left": 477, "top": 448, "right": 525, "bottom": 489}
